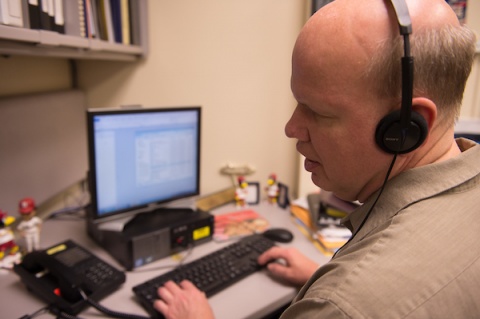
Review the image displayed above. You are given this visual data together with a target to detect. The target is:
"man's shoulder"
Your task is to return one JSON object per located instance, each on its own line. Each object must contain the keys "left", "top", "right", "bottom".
{"left": 299, "top": 200, "right": 480, "bottom": 317}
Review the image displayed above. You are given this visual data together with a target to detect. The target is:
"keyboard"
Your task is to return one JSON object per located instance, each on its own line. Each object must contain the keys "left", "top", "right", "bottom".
{"left": 132, "top": 234, "right": 276, "bottom": 319}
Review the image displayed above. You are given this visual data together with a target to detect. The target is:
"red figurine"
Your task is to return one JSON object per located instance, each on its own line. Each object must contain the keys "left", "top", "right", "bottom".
{"left": 17, "top": 198, "right": 42, "bottom": 252}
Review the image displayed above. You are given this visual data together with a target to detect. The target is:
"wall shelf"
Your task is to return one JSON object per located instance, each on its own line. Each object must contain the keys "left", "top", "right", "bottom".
{"left": 0, "top": 0, "right": 148, "bottom": 61}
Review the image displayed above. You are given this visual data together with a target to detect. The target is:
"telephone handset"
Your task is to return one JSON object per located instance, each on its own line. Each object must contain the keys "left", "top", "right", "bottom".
{"left": 14, "top": 240, "right": 126, "bottom": 315}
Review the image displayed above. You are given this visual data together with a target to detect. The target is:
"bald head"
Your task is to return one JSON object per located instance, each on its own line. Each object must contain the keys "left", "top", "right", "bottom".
{"left": 301, "top": 0, "right": 460, "bottom": 51}
{"left": 295, "top": 0, "right": 460, "bottom": 72}
{"left": 292, "top": 0, "right": 475, "bottom": 125}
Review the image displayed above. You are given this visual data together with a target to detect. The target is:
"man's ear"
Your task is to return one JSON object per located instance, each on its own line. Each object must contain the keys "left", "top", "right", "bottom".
{"left": 412, "top": 97, "right": 437, "bottom": 131}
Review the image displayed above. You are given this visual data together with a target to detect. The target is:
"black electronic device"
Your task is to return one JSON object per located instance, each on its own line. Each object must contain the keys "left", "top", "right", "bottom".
{"left": 13, "top": 240, "right": 125, "bottom": 315}
{"left": 85, "top": 106, "right": 211, "bottom": 269}
{"left": 132, "top": 234, "right": 276, "bottom": 319}
{"left": 87, "top": 207, "right": 214, "bottom": 270}
{"left": 262, "top": 228, "right": 294, "bottom": 243}
{"left": 86, "top": 106, "right": 201, "bottom": 222}
{"left": 375, "top": 0, "right": 428, "bottom": 154}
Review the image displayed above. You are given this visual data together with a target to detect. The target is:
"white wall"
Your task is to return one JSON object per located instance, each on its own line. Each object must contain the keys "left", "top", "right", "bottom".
{"left": 75, "top": 1, "right": 308, "bottom": 199}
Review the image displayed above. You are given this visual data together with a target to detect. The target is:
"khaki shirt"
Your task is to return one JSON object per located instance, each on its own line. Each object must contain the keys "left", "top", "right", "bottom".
{"left": 282, "top": 139, "right": 480, "bottom": 318}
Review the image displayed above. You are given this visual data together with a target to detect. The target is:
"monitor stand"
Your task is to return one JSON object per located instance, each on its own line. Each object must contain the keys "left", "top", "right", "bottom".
{"left": 97, "top": 215, "right": 136, "bottom": 232}
{"left": 93, "top": 197, "right": 198, "bottom": 232}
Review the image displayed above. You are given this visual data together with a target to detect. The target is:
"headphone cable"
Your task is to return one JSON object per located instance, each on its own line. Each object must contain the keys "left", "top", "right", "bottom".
{"left": 332, "top": 153, "right": 398, "bottom": 258}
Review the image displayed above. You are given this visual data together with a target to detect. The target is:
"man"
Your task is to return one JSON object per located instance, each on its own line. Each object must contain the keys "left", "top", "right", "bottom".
{"left": 153, "top": 0, "right": 479, "bottom": 318}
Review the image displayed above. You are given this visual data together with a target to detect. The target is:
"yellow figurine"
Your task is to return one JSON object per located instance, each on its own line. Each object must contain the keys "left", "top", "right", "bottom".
{"left": 235, "top": 176, "right": 249, "bottom": 208}
{"left": 266, "top": 174, "right": 279, "bottom": 204}
{"left": 0, "top": 210, "right": 21, "bottom": 268}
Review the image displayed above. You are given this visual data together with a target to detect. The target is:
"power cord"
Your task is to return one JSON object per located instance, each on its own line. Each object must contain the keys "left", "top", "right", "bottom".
{"left": 77, "top": 289, "right": 149, "bottom": 319}
{"left": 48, "top": 305, "right": 85, "bottom": 319}
{"left": 19, "top": 289, "right": 151, "bottom": 319}
{"left": 17, "top": 305, "right": 49, "bottom": 319}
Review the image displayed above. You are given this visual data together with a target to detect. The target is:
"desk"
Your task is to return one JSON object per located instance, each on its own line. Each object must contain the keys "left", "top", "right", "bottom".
{"left": 2, "top": 202, "right": 329, "bottom": 319}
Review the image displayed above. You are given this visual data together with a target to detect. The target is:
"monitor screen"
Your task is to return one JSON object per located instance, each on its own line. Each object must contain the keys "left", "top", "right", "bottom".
{"left": 87, "top": 107, "right": 201, "bottom": 221}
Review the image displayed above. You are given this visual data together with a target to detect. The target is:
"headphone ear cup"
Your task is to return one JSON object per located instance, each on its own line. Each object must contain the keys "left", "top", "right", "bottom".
{"left": 375, "top": 109, "right": 428, "bottom": 154}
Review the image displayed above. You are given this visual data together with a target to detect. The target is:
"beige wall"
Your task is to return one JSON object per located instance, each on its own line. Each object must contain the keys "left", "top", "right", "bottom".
{"left": 1, "top": 0, "right": 479, "bottom": 203}
{"left": 0, "top": 1, "right": 309, "bottom": 201}
{"left": 466, "top": 0, "right": 480, "bottom": 32}
{"left": 76, "top": 1, "right": 307, "bottom": 198}
{"left": 462, "top": 0, "right": 480, "bottom": 119}
{"left": 0, "top": 56, "right": 72, "bottom": 95}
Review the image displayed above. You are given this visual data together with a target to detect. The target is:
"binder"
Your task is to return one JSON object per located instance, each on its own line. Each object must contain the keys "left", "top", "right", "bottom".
{"left": 78, "top": 0, "right": 86, "bottom": 37}
{"left": 21, "top": 0, "right": 30, "bottom": 28}
{"left": 101, "top": 0, "right": 114, "bottom": 42}
{"left": 27, "top": 0, "right": 41, "bottom": 29}
{"left": 47, "top": 0, "right": 54, "bottom": 30}
{"left": 89, "top": 0, "right": 99, "bottom": 38}
{"left": 95, "top": 0, "right": 108, "bottom": 40}
{"left": 0, "top": 0, "right": 25, "bottom": 27}
{"left": 128, "top": 0, "right": 140, "bottom": 45}
{"left": 120, "top": 0, "right": 129, "bottom": 44}
{"left": 109, "top": 0, "right": 122, "bottom": 43}
{"left": 64, "top": 0, "right": 86, "bottom": 37}
{"left": 53, "top": 0, "right": 64, "bottom": 33}
{"left": 39, "top": 0, "right": 51, "bottom": 30}
{"left": 84, "top": 0, "right": 95, "bottom": 38}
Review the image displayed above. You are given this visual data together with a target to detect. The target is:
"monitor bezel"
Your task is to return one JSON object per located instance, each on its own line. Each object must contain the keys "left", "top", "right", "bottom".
{"left": 86, "top": 106, "right": 201, "bottom": 222}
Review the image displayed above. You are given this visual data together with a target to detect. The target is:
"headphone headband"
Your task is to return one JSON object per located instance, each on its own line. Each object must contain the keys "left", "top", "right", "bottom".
{"left": 390, "top": 0, "right": 412, "bottom": 35}
{"left": 375, "top": 0, "right": 428, "bottom": 154}
{"left": 391, "top": 0, "right": 414, "bottom": 136}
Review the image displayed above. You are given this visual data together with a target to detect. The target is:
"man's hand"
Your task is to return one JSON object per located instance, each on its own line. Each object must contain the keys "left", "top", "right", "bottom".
{"left": 154, "top": 280, "right": 215, "bottom": 319}
{"left": 257, "top": 246, "right": 319, "bottom": 286}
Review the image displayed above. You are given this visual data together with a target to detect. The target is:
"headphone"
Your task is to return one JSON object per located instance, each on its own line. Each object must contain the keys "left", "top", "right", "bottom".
{"left": 375, "top": 0, "right": 428, "bottom": 154}
{"left": 333, "top": 0, "right": 429, "bottom": 259}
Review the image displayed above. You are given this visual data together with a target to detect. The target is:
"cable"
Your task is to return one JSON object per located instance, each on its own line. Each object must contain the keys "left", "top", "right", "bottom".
{"left": 17, "top": 305, "right": 49, "bottom": 319}
{"left": 48, "top": 306, "right": 85, "bottom": 319}
{"left": 332, "top": 154, "right": 398, "bottom": 258}
{"left": 78, "top": 289, "right": 150, "bottom": 319}
{"left": 47, "top": 205, "right": 87, "bottom": 220}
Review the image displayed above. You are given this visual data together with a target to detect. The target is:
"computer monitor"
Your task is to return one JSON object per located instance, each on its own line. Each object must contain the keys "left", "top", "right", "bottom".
{"left": 86, "top": 106, "right": 201, "bottom": 222}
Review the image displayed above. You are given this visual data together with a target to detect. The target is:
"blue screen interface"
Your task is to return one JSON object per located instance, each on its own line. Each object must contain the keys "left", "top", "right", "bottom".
{"left": 91, "top": 108, "right": 200, "bottom": 217}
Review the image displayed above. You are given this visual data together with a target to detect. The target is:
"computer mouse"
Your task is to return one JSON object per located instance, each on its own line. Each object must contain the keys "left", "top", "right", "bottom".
{"left": 262, "top": 228, "right": 294, "bottom": 243}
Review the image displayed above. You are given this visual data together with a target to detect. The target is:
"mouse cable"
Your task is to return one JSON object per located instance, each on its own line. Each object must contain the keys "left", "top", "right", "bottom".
{"left": 47, "top": 305, "right": 85, "bottom": 319}
{"left": 332, "top": 153, "right": 398, "bottom": 259}
{"left": 78, "top": 289, "right": 150, "bottom": 319}
{"left": 17, "top": 305, "right": 50, "bottom": 319}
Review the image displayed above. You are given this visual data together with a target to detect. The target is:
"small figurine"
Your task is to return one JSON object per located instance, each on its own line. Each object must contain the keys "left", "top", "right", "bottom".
{"left": 0, "top": 210, "right": 21, "bottom": 269}
{"left": 17, "top": 198, "right": 42, "bottom": 252}
{"left": 235, "top": 176, "right": 249, "bottom": 208}
{"left": 266, "top": 174, "right": 280, "bottom": 204}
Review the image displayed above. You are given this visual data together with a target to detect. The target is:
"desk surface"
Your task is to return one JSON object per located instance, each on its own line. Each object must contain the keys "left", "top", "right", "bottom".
{"left": 2, "top": 202, "right": 329, "bottom": 319}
